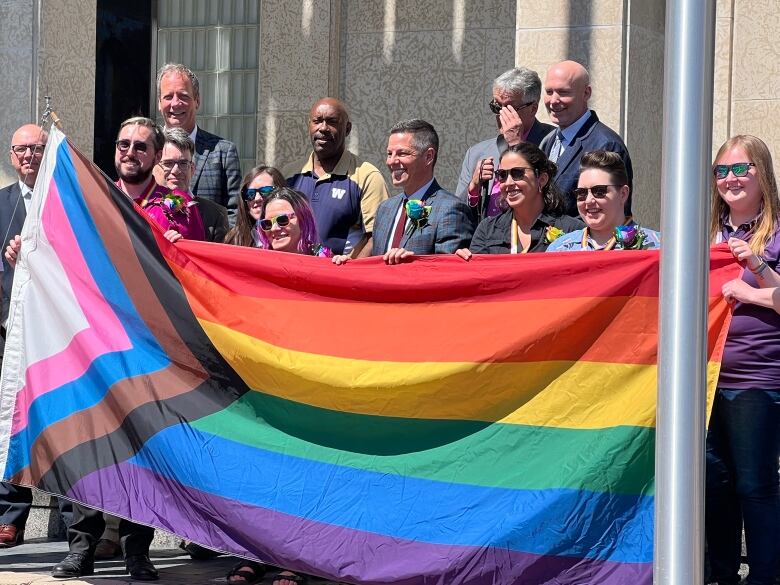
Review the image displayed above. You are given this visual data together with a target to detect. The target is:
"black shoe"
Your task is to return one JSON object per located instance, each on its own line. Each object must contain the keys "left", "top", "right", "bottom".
{"left": 125, "top": 554, "right": 159, "bottom": 581}
{"left": 52, "top": 552, "right": 95, "bottom": 578}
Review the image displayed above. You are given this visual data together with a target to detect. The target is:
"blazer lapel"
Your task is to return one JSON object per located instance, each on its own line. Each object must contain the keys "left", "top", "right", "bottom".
{"left": 192, "top": 132, "right": 212, "bottom": 188}
{"left": 400, "top": 180, "right": 440, "bottom": 248}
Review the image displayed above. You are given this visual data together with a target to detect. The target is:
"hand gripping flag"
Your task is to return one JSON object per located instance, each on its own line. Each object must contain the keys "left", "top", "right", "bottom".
{"left": 0, "top": 127, "right": 739, "bottom": 584}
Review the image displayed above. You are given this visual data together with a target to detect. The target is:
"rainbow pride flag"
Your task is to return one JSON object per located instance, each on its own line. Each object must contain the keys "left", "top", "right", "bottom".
{"left": 0, "top": 128, "right": 739, "bottom": 584}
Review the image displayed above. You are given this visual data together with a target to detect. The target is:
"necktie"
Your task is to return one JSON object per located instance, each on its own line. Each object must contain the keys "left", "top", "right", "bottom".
{"left": 549, "top": 131, "right": 564, "bottom": 163}
{"left": 390, "top": 201, "right": 408, "bottom": 248}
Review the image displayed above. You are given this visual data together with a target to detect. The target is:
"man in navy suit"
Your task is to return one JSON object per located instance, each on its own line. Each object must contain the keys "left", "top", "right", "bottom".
{"left": 0, "top": 124, "right": 47, "bottom": 548}
{"left": 540, "top": 60, "right": 633, "bottom": 217}
{"left": 157, "top": 63, "right": 241, "bottom": 224}
{"left": 456, "top": 66, "right": 555, "bottom": 217}
{"left": 370, "top": 120, "right": 474, "bottom": 264}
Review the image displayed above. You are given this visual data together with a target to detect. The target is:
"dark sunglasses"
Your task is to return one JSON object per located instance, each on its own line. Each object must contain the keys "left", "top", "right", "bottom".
{"left": 259, "top": 212, "right": 296, "bottom": 231}
{"left": 573, "top": 185, "right": 623, "bottom": 201}
{"left": 242, "top": 185, "right": 276, "bottom": 201}
{"left": 494, "top": 167, "right": 536, "bottom": 182}
{"left": 115, "top": 139, "right": 149, "bottom": 154}
{"left": 489, "top": 99, "right": 535, "bottom": 115}
{"left": 713, "top": 162, "right": 755, "bottom": 180}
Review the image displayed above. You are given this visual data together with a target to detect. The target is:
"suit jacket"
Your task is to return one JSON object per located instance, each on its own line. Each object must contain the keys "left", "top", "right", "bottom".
{"left": 455, "top": 118, "right": 556, "bottom": 199}
{"left": 191, "top": 127, "right": 242, "bottom": 224}
{"left": 0, "top": 182, "right": 26, "bottom": 350}
{"left": 194, "top": 196, "right": 229, "bottom": 243}
{"left": 372, "top": 180, "right": 475, "bottom": 256}
{"left": 539, "top": 111, "right": 633, "bottom": 216}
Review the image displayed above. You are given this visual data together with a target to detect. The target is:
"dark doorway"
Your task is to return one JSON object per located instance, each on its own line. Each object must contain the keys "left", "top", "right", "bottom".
{"left": 94, "top": 0, "right": 154, "bottom": 179}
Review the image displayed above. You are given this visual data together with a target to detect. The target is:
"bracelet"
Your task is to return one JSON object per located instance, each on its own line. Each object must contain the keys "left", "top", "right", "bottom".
{"left": 750, "top": 259, "right": 769, "bottom": 276}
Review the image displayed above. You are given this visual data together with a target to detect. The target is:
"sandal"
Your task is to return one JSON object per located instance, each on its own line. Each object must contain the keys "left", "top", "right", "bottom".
{"left": 227, "top": 560, "right": 267, "bottom": 585}
{"left": 273, "top": 571, "right": 308, "bottom": 585}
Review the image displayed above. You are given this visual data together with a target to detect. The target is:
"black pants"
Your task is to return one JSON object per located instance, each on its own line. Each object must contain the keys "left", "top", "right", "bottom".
{"left": 0, "top": 482, "right": 73, "bottom": 530}
{"left": 68, "top": 502, "right": 153, "bottom": 557}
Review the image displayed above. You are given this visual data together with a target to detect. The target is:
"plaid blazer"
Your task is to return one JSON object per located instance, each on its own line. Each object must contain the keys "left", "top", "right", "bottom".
{"left": 372, "top": 180, "right": 475, "bottom": 256}
{"left": 191, "top": 128, "right": 242, "bottom": 223}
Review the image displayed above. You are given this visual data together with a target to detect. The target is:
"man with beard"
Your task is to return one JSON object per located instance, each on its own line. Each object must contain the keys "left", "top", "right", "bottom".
{"left": 288, "top": 97, "right": 389, "bottom": 256}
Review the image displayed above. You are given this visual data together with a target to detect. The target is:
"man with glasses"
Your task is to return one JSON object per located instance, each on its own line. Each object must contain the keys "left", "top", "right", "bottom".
{"left": 0, "top": 124, "right": 47, "bottom": 548}
{"left": 456, "top": 67, "right": 554, "bottom": 217}
{"left": 539, "top": 60, "right": 633, "bottom": 217}
{"left": 154, "top": 127, "right": 228, "bottom": 242}
{"left": 157, "top": 63, "right": 241, "bottom": 225}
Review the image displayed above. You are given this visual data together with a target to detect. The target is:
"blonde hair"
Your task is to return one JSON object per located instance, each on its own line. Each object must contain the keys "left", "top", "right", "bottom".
{"left": 710, "top": 135, "right": 780, "bottom": 255}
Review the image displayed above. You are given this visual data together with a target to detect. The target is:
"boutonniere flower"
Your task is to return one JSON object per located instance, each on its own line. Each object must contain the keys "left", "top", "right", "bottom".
{"left": 162, "top": 193, "right": 186, "bottom": 212}
{"left": 405, "top": 199, "right": 432, "bottom": 232}
{"left": 311, "top": 244, "right": 333, "bottom": 258}
{"left": 614, "top": 223, "right": 648, "bottom": 250}
{"left": 544, "top": 226, "right": 564, "bottom": 245}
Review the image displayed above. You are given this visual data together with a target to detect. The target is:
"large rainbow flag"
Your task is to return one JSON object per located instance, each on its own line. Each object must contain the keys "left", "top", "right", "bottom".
{"left": 0, "top": 128, "right": 739, "bottom": 584}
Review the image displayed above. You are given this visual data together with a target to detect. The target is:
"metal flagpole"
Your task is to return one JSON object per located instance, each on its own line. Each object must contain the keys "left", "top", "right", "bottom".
{"left": 656, "top": 0, "right": 716, "bottom": 584}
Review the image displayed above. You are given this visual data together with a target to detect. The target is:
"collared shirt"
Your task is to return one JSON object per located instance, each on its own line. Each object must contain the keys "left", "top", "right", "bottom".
{"left": 288, "top": 150, "right": 389, "bottom": 255}
{"left": 470, "top": 210, "right": 584, "bottom": 254}
{"left": 18, "top": 180, "right": 32, "bottom": 213}
{"left": 558, "top": 110, "right": 592, "bottom": 149}
{"left": 188, "top": 125, "right": 198, "bottom": 145}
{"left": 386, "top": 178, "right": 435, "bottom": 250}
{"left": 545, "top": 220, "right": 661, "bottom": 252}
{"left": 118, "top": 179, "right": 206, "bottom": 241}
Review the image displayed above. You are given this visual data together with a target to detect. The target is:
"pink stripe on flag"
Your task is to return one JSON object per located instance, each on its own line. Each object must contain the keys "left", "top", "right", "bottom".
{"left": 11, "top": 180, "right": 131, "bottom": 434}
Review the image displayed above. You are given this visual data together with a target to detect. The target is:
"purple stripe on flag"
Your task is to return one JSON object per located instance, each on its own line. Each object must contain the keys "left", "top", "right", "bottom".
{"left": 69, "top": 461, "right": 651, "bottom": 585}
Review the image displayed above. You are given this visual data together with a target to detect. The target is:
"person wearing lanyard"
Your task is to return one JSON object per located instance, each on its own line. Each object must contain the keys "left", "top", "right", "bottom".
{"left": 455, "top": 142, "right": 582, "bottom": 260}
{"left": 705, "top": 135, "right": 780, "bottom": 585}
{"left": 545, "top": 150, "right": 660, "bottom": 252}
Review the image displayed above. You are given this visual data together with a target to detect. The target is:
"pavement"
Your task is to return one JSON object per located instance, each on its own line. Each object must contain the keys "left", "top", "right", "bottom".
{"left": 0, "top": 539, "right": 340, "bottom": 585}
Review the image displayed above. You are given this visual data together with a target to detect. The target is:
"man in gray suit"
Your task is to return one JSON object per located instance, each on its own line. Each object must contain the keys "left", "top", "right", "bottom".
{"left": 157, "top": 63, "right": 241, "bottom": 224}
{"left": 369, "top": 120, "right": 474, "bottom": 264}
{"left": 0, "top": 124, "right": 47, "bottom": 547}
{"left": 456, "top": 67, "right": 554, "bottom": 217}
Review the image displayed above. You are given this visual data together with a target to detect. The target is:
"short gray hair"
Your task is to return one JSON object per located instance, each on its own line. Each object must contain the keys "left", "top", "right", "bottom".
{"left": 389, "top": 119, "right": 439, "bottom": 163}
{"left": 493, "top": 67, "right": 542, "bottom": 103}
{"left": 119, "top": 117, "right": 164, "bottom": 151}
{"left": 157, "top": 63, "right": 200, "bottom": 102}
{"left": 163, "top": 127, "right": 195, "bottom": 157}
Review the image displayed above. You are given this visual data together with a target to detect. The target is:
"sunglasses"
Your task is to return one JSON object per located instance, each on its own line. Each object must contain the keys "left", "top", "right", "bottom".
{"left": 489, "top": 99, "right": 535, "bottom": 115}
{"left": 573, "top": 185, "right": 623, "bottom": 201}
{"left": 243, "top": 185, "right": 276, "bottom": 201}
{"left": 494, "top": 167, "right": 536, "bottom": 182}
{"left": 115, "top": 139, "right": 149, "bottom": 154}
{"left": 158, "top": 159, "right": 193, "bottom": 172}
{"left": 259, "top": 212, "right": 296, "bottom": 231}
{"left": 11, "top": 144, "right": 46, "bottom": 156}
{"left": 713, "top": 162, "right": 755, "bottom": 180}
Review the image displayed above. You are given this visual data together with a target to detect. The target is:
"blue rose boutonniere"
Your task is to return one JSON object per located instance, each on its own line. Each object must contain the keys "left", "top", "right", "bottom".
{"left": 614, "top": 223, "right": 648, "bottom": 250}
{"left": 405, "top": 199, "right": 432, "bottom": 232}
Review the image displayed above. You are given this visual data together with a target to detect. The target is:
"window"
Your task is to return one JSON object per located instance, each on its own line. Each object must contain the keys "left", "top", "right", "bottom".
{"left": 156, "top": 0, "right": 259, "bottom": 173}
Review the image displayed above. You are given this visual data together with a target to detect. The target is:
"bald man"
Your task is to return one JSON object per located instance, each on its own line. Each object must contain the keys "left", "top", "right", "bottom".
{"left": 0, "top": 123, "right": 47, "bottom": 547}
{"left": 539, "top": 60, "right": 633, "bottom": 216}
{"left": 288, "top": 97, "right": 389, "bottom": 256}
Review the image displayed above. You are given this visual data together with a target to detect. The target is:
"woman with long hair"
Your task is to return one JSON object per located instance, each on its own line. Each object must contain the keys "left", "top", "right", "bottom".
{"left": 224, "top": 165, "right": 286, "bottom": 246}
{"left": 706, "top": 135, "right": 780, "bottom": 585}
{"left": 255, "top": 187, "right": 331, "bottom": 257}
{"left": 455, "top": 142, "right": 582, "bottom": 259}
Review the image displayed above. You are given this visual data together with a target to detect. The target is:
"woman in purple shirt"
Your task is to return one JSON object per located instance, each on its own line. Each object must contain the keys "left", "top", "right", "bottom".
{"left": 706, "top": 135, "right": 780, "bottom": 585}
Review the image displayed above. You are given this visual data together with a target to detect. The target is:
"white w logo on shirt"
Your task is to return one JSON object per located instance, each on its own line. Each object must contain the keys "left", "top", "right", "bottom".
{"left": 331, "top": 188, "right": 346, "bottom": 200}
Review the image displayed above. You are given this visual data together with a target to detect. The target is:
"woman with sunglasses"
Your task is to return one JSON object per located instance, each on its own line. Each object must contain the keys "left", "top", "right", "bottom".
{"left": 705, "top": 135, "right": 780, "bottom": 585}
{"left": 455, "top": 142, "right": 582, "bottom": 260}
{"left": 255, "top": 187, "right": 331, "bottom": 257}
{"left": 545, "top": 150, "right": 660, "bottom": 252}
{"left": 224, "top": 165, "right": 286, "bottom": 246}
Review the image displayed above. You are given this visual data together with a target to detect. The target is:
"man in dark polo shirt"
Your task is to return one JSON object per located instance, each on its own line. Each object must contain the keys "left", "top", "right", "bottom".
{"left": 288, "top": 97, "right": 389, "bottom": 256}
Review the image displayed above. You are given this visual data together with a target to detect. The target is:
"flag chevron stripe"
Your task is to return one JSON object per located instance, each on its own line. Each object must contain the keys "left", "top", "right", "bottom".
{"left": 191, "top": 393, "right": 655, "bottom": 495}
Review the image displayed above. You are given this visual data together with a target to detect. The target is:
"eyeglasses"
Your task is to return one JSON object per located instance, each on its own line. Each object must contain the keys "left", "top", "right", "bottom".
{"left": 259, "top": 212, "right": 296, "bottom": 231}
{"left": 158, "top": 159, "right": 193, "bottom": 172}
{"left": 489, "top": 99, "right": 535, "bottom": 115}
{"left": 115, "top": 139, "right": 149, "bottom": 154}
{"left": 713, "top": 162, "right": 755, "bottom": 180}
{"left": 11, "top": 144, "right": 46, "bottom": 156}
{"left": 494, "top": 167, "right": 536, "bottom": 182}
{"left": 243, "top": 186, "right": 276, "bottom": 201}
{"left": 573, "top": 185, "right": 623, "bottom": 201}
